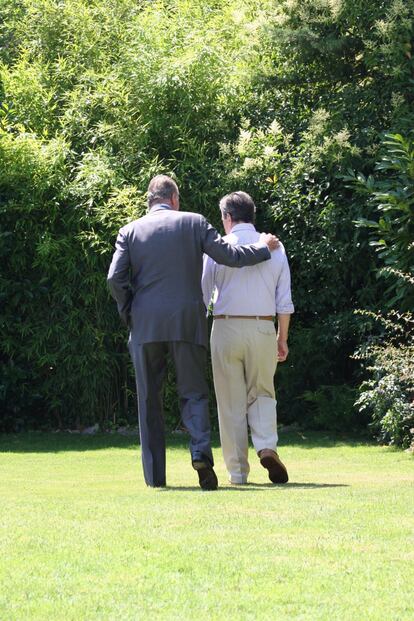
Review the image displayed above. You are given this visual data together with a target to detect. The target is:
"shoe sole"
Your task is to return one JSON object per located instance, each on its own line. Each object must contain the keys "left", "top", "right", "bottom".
{"left": 260, "top": 456, "right": 289, "bottom": 484}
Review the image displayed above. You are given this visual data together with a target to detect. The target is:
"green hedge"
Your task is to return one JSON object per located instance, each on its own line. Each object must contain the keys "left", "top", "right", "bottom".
{"left": 1, "top": 0, "right": 413, "bottom": 439}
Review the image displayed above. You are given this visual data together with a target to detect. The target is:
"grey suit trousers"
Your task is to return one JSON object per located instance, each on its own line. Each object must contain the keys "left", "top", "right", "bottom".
{"left": 129, "top": 340, "right": 212, "bottom": 487}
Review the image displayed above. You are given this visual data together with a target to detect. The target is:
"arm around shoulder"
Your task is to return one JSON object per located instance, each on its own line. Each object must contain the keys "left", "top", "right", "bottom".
{"left": 200, "top": 217, "right": 272, "bottom": 267}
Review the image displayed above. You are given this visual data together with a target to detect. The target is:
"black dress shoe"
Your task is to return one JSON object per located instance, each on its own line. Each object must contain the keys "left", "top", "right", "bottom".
{"left": 192, "top": 460, "right": 218, "bottom": 490}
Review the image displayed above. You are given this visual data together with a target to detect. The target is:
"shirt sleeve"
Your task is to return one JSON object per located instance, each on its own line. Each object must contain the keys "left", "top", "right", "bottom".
{"left": 275, "top": 254, "right": 295, "bottom": 314}
{"left": 201, "top": 253, "right": 216, "bottom": 311}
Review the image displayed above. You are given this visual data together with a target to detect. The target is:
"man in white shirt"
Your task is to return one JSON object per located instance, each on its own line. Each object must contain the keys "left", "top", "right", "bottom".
{"left": 202, "top": 191, "right": 294, "bottom": 485}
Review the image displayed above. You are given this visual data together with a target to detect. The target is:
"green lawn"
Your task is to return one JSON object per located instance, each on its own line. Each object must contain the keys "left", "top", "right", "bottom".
{"left": 0, "top": 431, "right": 413, "bottom": 620}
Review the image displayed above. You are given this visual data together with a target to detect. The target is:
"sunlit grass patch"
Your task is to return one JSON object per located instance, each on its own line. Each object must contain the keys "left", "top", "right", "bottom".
{"left": 0, "top": 432, "right": 413, "bottom": 620}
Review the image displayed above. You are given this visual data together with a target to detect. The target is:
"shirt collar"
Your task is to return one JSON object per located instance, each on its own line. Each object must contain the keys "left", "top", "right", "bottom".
{"left": 230, "top": 223, "right": 256, "bottom": 233}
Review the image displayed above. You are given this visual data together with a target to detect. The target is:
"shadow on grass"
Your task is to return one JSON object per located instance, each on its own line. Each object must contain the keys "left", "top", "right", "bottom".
{"left": 0, "top": 430, "right": 372, "bottom": 454}
{"left": 159, "top": 482, "right": 349, "bottom": 492}
{"left": 0, "top": 432, "right": 140, "bottom": 453}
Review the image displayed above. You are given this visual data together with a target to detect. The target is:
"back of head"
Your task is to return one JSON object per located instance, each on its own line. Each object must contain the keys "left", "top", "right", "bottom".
{"left": 147, "top": 175, "right": 179, "bottom": 208}
{"left": 219, "top": 191, "right": 256, "bottom": 223}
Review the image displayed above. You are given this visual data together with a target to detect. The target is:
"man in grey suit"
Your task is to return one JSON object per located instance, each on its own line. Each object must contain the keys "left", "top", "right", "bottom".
{"left": 107, "top": 175, "right": 278, "bottom": 490}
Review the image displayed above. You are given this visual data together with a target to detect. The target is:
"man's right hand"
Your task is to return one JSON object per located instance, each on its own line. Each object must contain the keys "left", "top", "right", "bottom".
{"left": 277, "top": 338, "right": 289, "bottom": 362}
{"left": 260, "top": 233, "right": 280, "bottom": 251}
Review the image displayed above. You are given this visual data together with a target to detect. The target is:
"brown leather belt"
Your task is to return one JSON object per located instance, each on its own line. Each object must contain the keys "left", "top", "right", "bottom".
{"left": 214, "top": 315, "right": 274, "bottom": 321}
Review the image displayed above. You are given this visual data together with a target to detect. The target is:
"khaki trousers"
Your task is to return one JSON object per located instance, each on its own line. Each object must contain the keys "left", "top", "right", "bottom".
{"left": 211, "top": 318, "right": 278, "bottom": 484}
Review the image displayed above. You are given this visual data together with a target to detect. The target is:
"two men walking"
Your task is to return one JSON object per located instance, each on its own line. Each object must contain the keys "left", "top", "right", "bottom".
{"left": 107, "top": 175, "right": 293, "bottom": 489}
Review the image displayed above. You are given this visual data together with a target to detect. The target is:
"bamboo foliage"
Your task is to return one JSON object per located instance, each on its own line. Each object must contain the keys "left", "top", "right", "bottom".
{"left": 0, "top": 0, "right": 413, "bottom": 436}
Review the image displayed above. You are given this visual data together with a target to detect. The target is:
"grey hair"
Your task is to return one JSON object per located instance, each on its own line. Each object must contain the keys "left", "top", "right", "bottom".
{"left": 219, "top": 191, "right": 256, "bottom": 223}
{"left": 147, "top": 174, "right": 179, "bottom": 207}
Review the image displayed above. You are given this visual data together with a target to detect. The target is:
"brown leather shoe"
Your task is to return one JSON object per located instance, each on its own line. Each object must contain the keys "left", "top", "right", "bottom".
{"left": 259, "top": 449, "right": 289, "bottom": 484}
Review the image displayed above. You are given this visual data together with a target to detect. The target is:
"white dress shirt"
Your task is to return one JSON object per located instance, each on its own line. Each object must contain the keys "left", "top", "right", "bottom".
{"left": 201, "top": 223, "right": 294, "bottom": 316}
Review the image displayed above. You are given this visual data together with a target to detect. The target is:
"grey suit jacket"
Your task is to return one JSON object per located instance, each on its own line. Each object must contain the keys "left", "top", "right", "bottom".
{"left": 107, "top": 204, "right": 271, "bottom": 347}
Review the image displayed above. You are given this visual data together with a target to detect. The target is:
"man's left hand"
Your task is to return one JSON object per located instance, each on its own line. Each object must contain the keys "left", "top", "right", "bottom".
{"left": 260, "top": 233, "right": 280, "bottom": 251}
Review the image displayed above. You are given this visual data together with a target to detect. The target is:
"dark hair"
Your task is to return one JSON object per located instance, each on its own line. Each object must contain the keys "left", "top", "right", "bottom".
{"left": 147, "top": 174, "right": 179, "bottom": 207}
{"left": 219, "top": 191, "right": 256, "bottom": 223}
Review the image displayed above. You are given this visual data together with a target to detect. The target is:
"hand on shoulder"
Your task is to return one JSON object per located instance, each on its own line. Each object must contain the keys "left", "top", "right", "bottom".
{"left": 260, "top": 232, "right": 280, "bottom": 252}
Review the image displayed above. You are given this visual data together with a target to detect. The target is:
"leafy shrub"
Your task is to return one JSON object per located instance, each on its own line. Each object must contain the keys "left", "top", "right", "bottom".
{"left": 1, "top": 0, "right": 271, "bottom": 430}
{"left": 276, "top": 314, "right": 363, "bottom": 428}
{"left": 357, "top": 372, "right": 414, "bottom": 449}
{"left": 1, "top": 0, "right": 413, "bottom": 435}
{"left": 354, "top": 306, "right": 414, "bottom": 448}
{"left": 350, "top": 132, "right": 414, "bottom": 311}
{"left": 351, "top": 130, "right": 414, "bottom": 448}
{"left": 302, "top": 384, "right": 360, "bottom": 432}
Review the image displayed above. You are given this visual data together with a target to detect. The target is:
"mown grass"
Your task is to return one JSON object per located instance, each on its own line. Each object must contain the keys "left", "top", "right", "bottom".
{"left": 0, "top": 431, "right": 413, "bottom": 620}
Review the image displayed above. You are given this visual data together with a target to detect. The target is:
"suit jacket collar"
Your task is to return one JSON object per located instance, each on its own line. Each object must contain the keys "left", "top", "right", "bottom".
{"left": 148, "top": 203, "right": 173, "bottom": 213}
